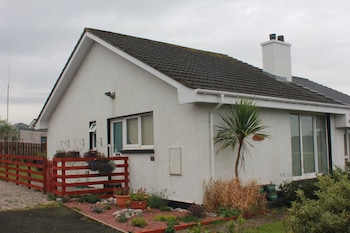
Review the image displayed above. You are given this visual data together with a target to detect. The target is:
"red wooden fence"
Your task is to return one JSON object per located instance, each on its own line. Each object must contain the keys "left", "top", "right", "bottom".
{"left": 0, "top": 154, "right": 48, "bottom": 193}
{"left": 1, "top": 152, "right": 129, "bottom": 198}
{"left": 49, "top": 156, "right": 129, "bottom": 198}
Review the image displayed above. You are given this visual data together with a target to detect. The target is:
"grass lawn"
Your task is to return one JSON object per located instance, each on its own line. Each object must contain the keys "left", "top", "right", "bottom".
{"left": 186, "top": 207, "right": 290, "bottom": 233}
{"left": 0, "top": 164, "right": 43, "bottom": 181}
{"left": 247, "top": 221, "right": 287, "bottom": 233}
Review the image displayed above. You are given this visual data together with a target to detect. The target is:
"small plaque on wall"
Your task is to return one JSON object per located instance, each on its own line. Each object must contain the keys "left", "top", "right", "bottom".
{"left": 169, "top": 147, "right": 182, "bottom": 175}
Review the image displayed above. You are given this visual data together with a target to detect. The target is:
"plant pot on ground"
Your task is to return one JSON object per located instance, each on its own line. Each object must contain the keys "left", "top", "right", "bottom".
{"left": 130, "top": 188, "right": 148, "bottom": 210}
{"left": 268, "top": 192, "right": 278, "bottom": 201}
{"left": 266, "top": 184, "right": 276, "bottom": 192}
{"left": 114, "top": 187, "right": 130, "bottom": 208}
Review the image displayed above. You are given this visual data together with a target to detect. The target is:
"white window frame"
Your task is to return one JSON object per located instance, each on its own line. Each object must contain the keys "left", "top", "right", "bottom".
{"left": 111, "top": 113, "right": 154, "bottom": 154}
{"left": 291, "top": 114, "right": 329, "bottom": 180}
{"left": 89, "top": 122, "right": 97, "bottom": 149}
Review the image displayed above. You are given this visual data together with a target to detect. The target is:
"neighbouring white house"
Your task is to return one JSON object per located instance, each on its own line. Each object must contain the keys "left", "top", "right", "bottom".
{"left": 13, "top": 122, "right": 47, "bottom": 143}
{"left": 35, "top": 29, "right": 350, "bottom": 204}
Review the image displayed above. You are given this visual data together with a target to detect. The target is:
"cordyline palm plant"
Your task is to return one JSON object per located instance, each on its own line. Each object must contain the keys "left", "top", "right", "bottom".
{"left": 214, "top": 99, "right": 268, "bottom": 178}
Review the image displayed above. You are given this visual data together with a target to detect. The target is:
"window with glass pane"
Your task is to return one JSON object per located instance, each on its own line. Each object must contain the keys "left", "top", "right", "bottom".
{"left": 316, "top": 116, "right": 328, "bottom": 173}
{"left": 291, "top": 115, "right": 302, "bottom": 176}
{"left": 127, "top": 118, "right": 138, "bottom": 144}
{"left": 290, "top": 114, "right": 328, "bottom": 177}
{"left": 141, "top": 115, "right": 153, "bottom": 145}
{"left": 301, "top": 116, "right": 315, "bottom": 173}
{"left": 113, "top": 122, "right": 123, "bottom": 154}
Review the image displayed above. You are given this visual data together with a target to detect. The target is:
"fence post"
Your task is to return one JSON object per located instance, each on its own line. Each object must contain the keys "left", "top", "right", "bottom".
{"left": 62, "top": 160, "right": 66, "bottom": 197}
{"left": 52, "top": 160, "right": 57, "bottom": 195}
{"left": 124, "top": 157, "right": 129, "bottom": 189}
{"left": 43, "top": 158, "right": 48, "bottom": 194}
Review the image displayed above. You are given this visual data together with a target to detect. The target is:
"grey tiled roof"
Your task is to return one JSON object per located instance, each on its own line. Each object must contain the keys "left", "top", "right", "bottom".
{"left": 293, "top": 76, "right": 350, "bottom": 105}
{"left": 86, "top": 28, "right": 343, "bottom": 105}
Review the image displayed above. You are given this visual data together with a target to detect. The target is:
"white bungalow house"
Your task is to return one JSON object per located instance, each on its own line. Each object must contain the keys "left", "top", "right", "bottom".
{"left": 36, "top": 28, "right": 350, "bottom": 203}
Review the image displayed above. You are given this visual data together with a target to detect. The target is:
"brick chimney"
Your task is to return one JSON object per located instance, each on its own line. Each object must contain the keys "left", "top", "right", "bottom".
{"left": 261, "top": 33, "right": 292, "bottom": 82}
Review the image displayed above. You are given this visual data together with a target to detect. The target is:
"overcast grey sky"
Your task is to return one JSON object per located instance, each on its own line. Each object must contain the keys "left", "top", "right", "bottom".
{"left": 1, "top": 0, "right": 350, "bottom": 124}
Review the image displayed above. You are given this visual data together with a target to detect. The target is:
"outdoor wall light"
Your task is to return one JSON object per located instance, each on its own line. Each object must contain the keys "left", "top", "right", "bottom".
{"left": 104, "top": 91, "right": 115, "bottom": 99}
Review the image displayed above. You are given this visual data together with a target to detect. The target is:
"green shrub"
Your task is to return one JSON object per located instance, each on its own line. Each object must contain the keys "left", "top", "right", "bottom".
{"left": 131, "top": 217, "right": 147, "bottom": 228}
{"left": 165, "top": 220, "right": 177, "bottom": 233}
{"left": 179, "top": 215, "right": 200, "bottom": 223}
{"left": 160, "top": 205, "right": 172, "bottom": 212}
{"left": 147, "top": 189, "right": 168, "bottom": 208}
{"left": 78, "top": 194, "right": 100, "bottom": 204}
{"left": 153, "top": 214, "right": 177, "bottom": 222}
{"left": 47, "top": 193, "right": 58, "bottom": 201}
{"left": 280, "top": 178, "right": 318, "bottom": 205}
{"left": 216, "top": 206, "right": 239, "bottom": 218}
{"left": 117, "top": 213, "right": 128, "bottom": 223}
{"left": 288, "top": 169, "right": 350, "bottom": 233}
{"left": 90, "top": 204, "right": 105, "bottom": 213}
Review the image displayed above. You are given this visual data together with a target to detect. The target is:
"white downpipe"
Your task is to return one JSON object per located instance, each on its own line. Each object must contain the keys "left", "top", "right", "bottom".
{"left": 209, "top": 94, "right": 225, "bottom": 179}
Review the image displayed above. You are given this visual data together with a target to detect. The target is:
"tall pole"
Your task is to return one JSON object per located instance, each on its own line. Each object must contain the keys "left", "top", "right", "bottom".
{"left": 6, "top": 47, "right": 11, "bottom": 124}
{"left": 7, "top": 82, "right": 9, "bottom": 124}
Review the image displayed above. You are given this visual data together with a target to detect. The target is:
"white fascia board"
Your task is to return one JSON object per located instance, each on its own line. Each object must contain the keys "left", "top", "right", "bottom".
{"left": 36, "top": 34, "right": 94, "bottom": 129}
{"left": 180, "top": 88, "right": 350, "bottom": 115}
{"left": 85, "top": 33, "right": 186, "bottom": 90}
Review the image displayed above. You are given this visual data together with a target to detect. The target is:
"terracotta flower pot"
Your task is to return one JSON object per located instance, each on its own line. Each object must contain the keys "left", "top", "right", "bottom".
{"left": 115, "top": 195, "right": 130, "bottom": 208}
{"left": 129, "top": 200, "right": 147, "bottom": 210}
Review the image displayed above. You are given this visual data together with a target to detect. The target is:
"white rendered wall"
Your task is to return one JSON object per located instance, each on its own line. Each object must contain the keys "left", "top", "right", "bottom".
{"left": 212, "top": 106, "right": 346, "bottom": 188}
{"left": 213, "top": 107, "right": 292, "bottom": 186}
{"left": 47, "top": 43, "right": 211, "bottom": 203}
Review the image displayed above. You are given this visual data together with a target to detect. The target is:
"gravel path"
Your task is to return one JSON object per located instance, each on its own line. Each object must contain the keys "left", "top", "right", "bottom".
{"left": 0, "top": 180, "right": 50, "bottom": 211}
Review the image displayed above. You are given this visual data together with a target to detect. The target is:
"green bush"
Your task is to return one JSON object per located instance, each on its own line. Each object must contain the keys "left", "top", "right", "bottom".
{"left": 79, "top": 194, "right": 100, "bottom": 204}
{"left": 164, "top": 220, "right": 177, "bottom": 233}
{"left": 147, "top": 189, "right": 168, "bottom": 208}
{"left": 280, "top": 178, "right": 318, "bottom": 205}
{"left": 131, "top": 217, "right": 147, "bottom": 228}
{"left": 288, "top": 169, "right": 350, "bottom": 233}
{"left": 153, "top": 214, "right": 177, "bottom": 222}
{"left": 117, "top": 213, "right": 128, "bottom": 223}
{"left": 160, "top": 205, "right": 171, "bottom": 212}
{"left": 216, "top": 206, "right": 239, "bottom": 218}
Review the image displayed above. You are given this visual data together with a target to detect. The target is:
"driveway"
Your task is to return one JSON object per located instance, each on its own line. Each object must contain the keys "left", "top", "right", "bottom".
{"left": 0, "top": 205, "right": 121, "bottom": 233}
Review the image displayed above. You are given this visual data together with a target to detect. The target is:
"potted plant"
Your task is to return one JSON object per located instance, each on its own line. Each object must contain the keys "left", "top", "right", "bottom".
{"left": 268, "top": 191, "right": 278, "bottom": 201}
{"left": 266, "top": 183, "right": 276, "bottom": 192}
{"left": 130, "top": 188, "right": 148, "bottom": 210}
{"left": 114, "top": 187, "right": 130, "bottom": 208}
{"left": 84, "top": 150, "right": 116, "bottom": 174}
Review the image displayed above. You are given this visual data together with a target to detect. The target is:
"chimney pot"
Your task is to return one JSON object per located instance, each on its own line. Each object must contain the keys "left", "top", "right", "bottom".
{"left": 277, "top": 35, "right": 284, "bottom": 42}
{"left": 269, "top": 33, "right": 276, "bottom": 40}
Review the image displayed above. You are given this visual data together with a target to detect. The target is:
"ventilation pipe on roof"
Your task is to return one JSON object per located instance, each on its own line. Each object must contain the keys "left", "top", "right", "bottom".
{"left": 261, "top": 34, "right": 292, "bottom": 82}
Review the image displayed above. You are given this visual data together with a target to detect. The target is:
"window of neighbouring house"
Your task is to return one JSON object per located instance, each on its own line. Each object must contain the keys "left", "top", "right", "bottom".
{"left": 111, "top": 113, "right": 154, "bottom": 154}
{"left": 344, "top": 131, "right": 350, "bottom": 161}
{"left": 290, "top": 114, "right": 328, "bottom": 177}
{"left": 89, "top": 121, "right": 97, "bottom": 149}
